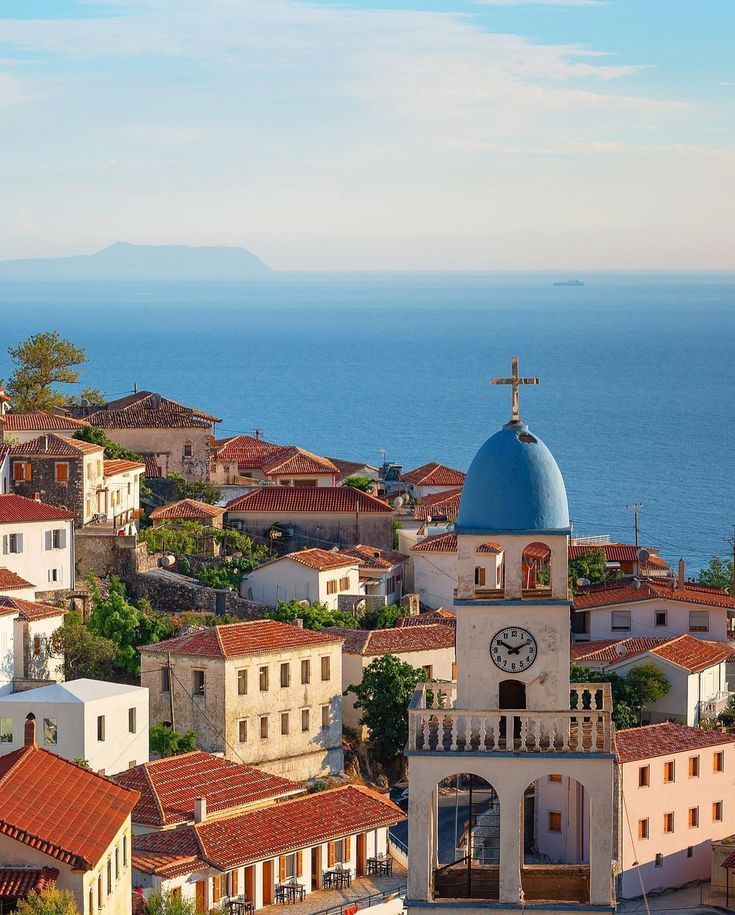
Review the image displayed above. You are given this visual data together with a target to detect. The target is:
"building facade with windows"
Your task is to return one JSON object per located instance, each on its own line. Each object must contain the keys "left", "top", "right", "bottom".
{"left": 0, "top": 494, "right": 75, "bottom": 594}
{"left": 240, "top": 548, "right": 361, "bottom": 610}
{"left": 140, "top": 620, "right": 344, "bottom": 781}
{"left": 0, "top": 679, "right": 149, "bottom": 774}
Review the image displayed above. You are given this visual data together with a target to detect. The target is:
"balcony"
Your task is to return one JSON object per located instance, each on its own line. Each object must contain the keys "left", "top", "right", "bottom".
{"left": 699, "top": 691, "right": 730, "bottom": 720}
{"left": 433, "top": 861, "right": 590, "bottom": 905}
{"left": 408, "top": 682, "right": 612, "bottom": 754}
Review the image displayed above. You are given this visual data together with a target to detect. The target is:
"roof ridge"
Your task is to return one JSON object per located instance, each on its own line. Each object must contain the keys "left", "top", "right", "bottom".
{"left": 214, "top": 626, "right": 227, "bottom": 657}
{"left": 143, "top": 763, "right": 167, "bottom": 825}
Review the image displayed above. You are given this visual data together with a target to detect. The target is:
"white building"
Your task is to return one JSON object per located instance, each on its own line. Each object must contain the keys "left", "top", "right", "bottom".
{"left": 402, "top": 463, "right": 466, "bottom": 500}
{"left": 0, "top": 679, "right": 148, "bottom": 774}
{"left": 0, "top": 494, "right": 75, "bottom": 594}
{"left": 241, "top": 548, "right": 361, "bottom": 610}
{"left": 571, "top": 634, "right": 731, "bottom": 725}
{"left": 339, "top": 544, "right": 408, "bottom": 605}
{"left": 327, "top": 624, "right": 455, "bottom": 730}
{"left": 0, "top": 594, "right": 67, "bottom": 690}
{"left": 411, "top": 533, "right": 504, "bottom": 610}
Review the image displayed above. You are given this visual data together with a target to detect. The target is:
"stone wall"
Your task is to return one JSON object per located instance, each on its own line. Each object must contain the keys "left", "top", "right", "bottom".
{"left": 337, "top": 594, "right": 387, "bottom": 615}
{"left": 11, "top": 455, "right": 85, "bottom": 524}
{"left": 128, "top": 567, "right": 270, "bottom": 619}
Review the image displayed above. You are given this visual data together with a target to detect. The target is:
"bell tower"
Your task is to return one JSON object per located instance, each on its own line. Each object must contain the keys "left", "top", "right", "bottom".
{"left": 405, "top": 359, "right": 616, "bottom": 915}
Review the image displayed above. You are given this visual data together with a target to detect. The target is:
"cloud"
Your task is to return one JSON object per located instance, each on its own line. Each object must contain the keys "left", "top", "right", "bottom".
{"left": 0, "top": 72, "right": 24, "bottom": 105}
{"left": 476, "top": 1, "right": 605, "bottom": 6}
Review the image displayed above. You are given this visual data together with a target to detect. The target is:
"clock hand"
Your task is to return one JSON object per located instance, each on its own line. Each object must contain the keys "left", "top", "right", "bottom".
{"left": 508, "top": 641, "right": 532, "bottom": 655}
{"left": 497, "top": 640, "right": 515, "bottom": 652}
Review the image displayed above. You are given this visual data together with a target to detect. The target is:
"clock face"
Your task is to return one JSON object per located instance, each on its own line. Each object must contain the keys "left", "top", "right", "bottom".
{"left": 490, "top": 627, "right": 538, "bottom": 673}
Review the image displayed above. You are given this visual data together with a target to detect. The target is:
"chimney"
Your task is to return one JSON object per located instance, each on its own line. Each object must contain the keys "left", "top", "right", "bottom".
{"left": 194, "top": 797, "right": 207, "bottom": 823}
{"left": 293, "top": 618, "right": 304, "bottom": 629}
{"left": 24, "top": 715, "right": 36, "bottom": 747}
{"left": 41, "top": 435, "right": 48, "bottom": 452}
{"left": 678, "top": 559, "right": 686, "bottom": 587}
{"left": 33, "top": 492, "right": 41, "bottom": 502}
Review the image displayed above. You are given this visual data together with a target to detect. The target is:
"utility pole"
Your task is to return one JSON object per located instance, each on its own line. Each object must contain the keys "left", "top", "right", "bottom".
{"left": 724, "top": 526, "right": 735, "bottom": 596}
{"left": 167, "top": 651, "right": 176, "bottom": 731}
{"left": 626, "top": 502, "right": 644, "bottom": 548}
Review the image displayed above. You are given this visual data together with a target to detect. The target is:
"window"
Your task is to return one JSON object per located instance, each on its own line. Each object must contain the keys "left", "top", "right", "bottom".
{"left": 98, "top": 875, "right": 103, "bottom": 909}
{"left": 301, "top": 709, "right": 310, "bottom": 732}
{"left": 238, "top": 719, "right": 248, "bottom": 742}
{"left": 474, "top": 566, "right": 486, "bottom": 587}
{"left": 638, "top": 819, "right": 649, "bottom": 840}
{"left": 689, "top": 610, "right": 709, "bottom": 632}
{"left": 260, "top": 716, "right": 268, "bottom": 739}
{"left": 548, "top": 811, "right": 562, "bottom": 833}
{"left": 115, "top": 847, "right": 119, "bottom": 879}
{"left": 89, "top": 888, "right": 94, "bottom": 914}
{"left": 687, "top": 846, "right": 694, "bottom": 858}
{"left": 713, "top": 801, "right": 724, "bottom": 822}
{"left": 280, "top": 663, "right": 291, "bottom": 688}
{"left": 237, "top": 669, "right": 248, "bottom": 695}
{"left": 301, "top": 659, "right": 311, "bottom": 684}
{"left": 259, "top": 666, "right": 269, "bottom": 691}
{"left": 548, "top": 774, "right": 562, "bottom": 783}
{"left": 655, "top": 853, "right": 663, "bottom": 868}
{"left": 123, "top": 834, "right": 127, "bottom": 866}
{"left": 171, "top": 888, "right": 181, "bottom": 903}
{"left": 663, "top": 760, "right": 675, "bottom": 783}
{"left": 688, "top": 756, "right": 700, "bottom": 778}
{"left": 663, "top": 812, "right": 674, "bottom": 833}
{"left": 45, "top": 529, "right": 65, "bottom": 550}
{"left": 33, "top": 636, "right": 41, "bottom": 657}
{"left": 48, "top": 568, "right": 59, "bottom": 584}
{"left": 192, "top": 670, "right": 205, "bottom": 697}
{"left": 281, "top": 712, "right": 290, "bottom": 735}
{"left": 212, "top": 876, "right": 223, "bottom": 902}
{"left": 654, "top": 610, "right": 667, "bottom": 627}
{"left": 714, "top": 751, "right": 725, "bottom": 773}
{"left": 611, "top": 610, "right": 631, "bottom": 631}
{"left": 688, "top": 807, "right": 699, "bottom": 828}
{"left": 326, "top": 580, "right": 338, "bottom": 595}
{"left": 184, "top": 442, "right": 193, "bottom": 458}
{"left": 43, "top": 718, "right": 57, "bottom": 745}
{"left": 107, "top": 859, "right": 112, "bottom": 895}
{"left": 321, "top": 656, "right": 331, "bottom": 681}
{"left": 321, "top": 705, "right": 330, "bottom": 729}
{"left": 2, "top": 533, "right": 23, "bottom": 554}
{"left": 55, "top": 462, "right": 69, "bottom": 483}
{"left": 421, "top": 665, "right": 433, "bottom": 679}
{"left": 638, "top": 765, "right": 650, "bottom": 787}
{"left": 97, "top": 715, "right": 105, "bottom": 741}
{"left": 161, "top": 667, "right": 170, "bottom": 693}
{"left": 128, "top": 707, "right": 136, "bottom": 734}
{"left": 338, "top": 576, "right": 350, "bottom": 591}
{"left": 12, "top": 462, "right": 31, "bottom": 482}
{"left": 0, "top": 718, "right": 12, "bottom": 743}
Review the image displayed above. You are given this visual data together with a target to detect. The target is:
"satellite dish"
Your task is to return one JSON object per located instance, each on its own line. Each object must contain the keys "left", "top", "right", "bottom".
{"left": 577, "top": 577, "right": 590, "bottom": 587}
{"left": 393, "top": 496, "right": 404, "bottom": 509}
{"left": 631, "top": 578, "right": 642, "bottom": 590}
{"left": 637, "top": 548, "right": 650, "bottom": 563}
{"left": 614, "top": 644, "right": 627, "bottom": 657}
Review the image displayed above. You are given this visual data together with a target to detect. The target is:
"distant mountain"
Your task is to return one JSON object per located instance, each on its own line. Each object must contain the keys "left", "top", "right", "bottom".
{"left": 0, "top": 242, "right": 271, "bottom": 279}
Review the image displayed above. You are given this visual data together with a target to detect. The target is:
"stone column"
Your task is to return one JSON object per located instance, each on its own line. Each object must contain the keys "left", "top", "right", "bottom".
{"left": 407, "top": 783, "right": 434, "bottom": 901}
{"left": 498, "top": 791, "right": 522, "bottom": 903}
{"left": 588, "top": 781, "right": 615, "bottom": 905}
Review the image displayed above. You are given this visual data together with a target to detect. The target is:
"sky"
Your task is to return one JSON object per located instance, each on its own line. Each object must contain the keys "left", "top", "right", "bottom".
{"left": 0, "top": 0, "right": 733, "bottom": 270}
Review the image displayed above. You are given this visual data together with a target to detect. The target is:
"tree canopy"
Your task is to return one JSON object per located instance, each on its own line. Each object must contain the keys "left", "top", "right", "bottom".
{"left": 16, "top": 889, "right": 80, "bottom": 915}
{"left": 697, "top": 556, "right": 734, "bottom": 592}
{"left": 150, "top": 723, "right": 198, "bottom": 757}
{"left": 568, "top": 548, "right": 608, "bottom": 591}
{"left": 267, "top": 599, "right": 360, "bottom": 630}
{"left": 73, "top": 426, "right": 143, "bottom": 462}
{"left": 51, "top": 611, "right": 117, "bottom": 680}
{"left": 5, "top": 332, "right": 90, "bottom": 412}
{"left": 347, "top": 653, "right": 425, "bottom": 762}
{"left": 341, "top": 476, "right": 374, "bottom": 493}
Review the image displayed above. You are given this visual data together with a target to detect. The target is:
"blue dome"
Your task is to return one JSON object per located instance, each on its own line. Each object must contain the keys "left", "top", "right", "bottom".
{"left": 455, "top": 421, "right": 570, "bottom": 534}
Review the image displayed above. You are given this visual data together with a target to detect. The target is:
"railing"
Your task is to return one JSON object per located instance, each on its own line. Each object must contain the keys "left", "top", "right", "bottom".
{"left": 305, "top": 886, "right": 406, "bottom": 915}
{"left": 408, "top": 682, "right": 612, "bottom": 754}
{"left": 699, "top": 691, "right": 730, "bottom": 719}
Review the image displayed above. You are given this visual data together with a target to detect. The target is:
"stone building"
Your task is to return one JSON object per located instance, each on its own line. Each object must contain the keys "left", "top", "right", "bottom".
{"left": 225, "top": 486, "right": 394, "bottom": 552}
{"left": 139, "top": 619, "right": 345, "bottom": 781}
{"left": 406, "top": 363, "right": 616, "bottom": 914}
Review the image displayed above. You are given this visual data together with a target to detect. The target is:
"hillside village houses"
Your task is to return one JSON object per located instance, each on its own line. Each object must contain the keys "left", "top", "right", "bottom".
{"left": 0, "top": 494, "right": 75, "bottom": 595}
{"left": 139, "top": 620, "right": 344, "bottom": 781}
{"left": 0, "top": 410, "right": 92, "bottom": 444}
{"left": 149, "top": 499, "right": 225, "bottom": 528}
{"left": 211, "top": 435, "right": 339, "bottom": 491}
{"left": 326, "top": 457, "right": 380, "bottom": 485}
{"left": 400, "top": 463, "right": 465, "bottom": 500}
{"left": 0, "top": 715, "right": 138, "bottom": 915}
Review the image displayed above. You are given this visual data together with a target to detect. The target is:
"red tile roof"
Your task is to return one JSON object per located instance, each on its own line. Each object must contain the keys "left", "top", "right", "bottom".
{"left": 8, "top": 433, "right": 102, "bottom": 457}
{"left": 133, "top": 785, "right": 404, "bottom": 876}
{"left": 414, "top": 489, "right": 462, "bottom": 521}
{"left": 142, "top": 454, "right": 162, "bottom": 478}
{"left": 570, "top": 638, "right": 666, "bottom": 664}
{"left": 395, "top": 609, "right": 457, "bottom": 629}
{"left": 0, "top": 569, "right": 35, "bottom": 592}
{"left": 0, "top": 596, "right": 66, "bottom": 622}
{"left": 326, "top": 623, "right": 455, "bottom": 655}
{"left": 103, "top": 459, "right": 145, "bottom": 477}
{"left": 260, "top": 447, "right": 338, "bottom": 477}
{"left": 325, "top": 458, "right": 378, "bottom": 479}
{"left": 339, "top": 545, "right": 407, "bottom": 570}
{"left": 113, "top": 752, "right": 301, "bottom": 828}
{"left": 403, "top": 463, "right": 466, "bottom": 487}
{"left": 281, "top": 549, "right": 358, "bottom": 572}
{"left": 225, "top": 487, "right": 393, "bottom": 514}
{"left": 411, "top": 533, "right": 502, "bottom": 554}
{"left": 0, "top": 742, "right": 138, "bottom": 869}
{"left": 0, "top": 495, "right": 75, "bottom": 523}
{"left": 213, "top": 435, "right": 278, "bottom": 465}
{"left": 571, "top": 634, "right": 731, "bottom": 673}
{"left": 615, "top": 722, "right": 735, "bottom": 764}
{"left": 89, "top": 392, "right": 220, "bottom": 430}
{"left": 1, "top": 413, "right": 90, "bottom": 432}
{"left": 0, "top": 867, "right": 59, "bottom": 899}
{"left": 141, "top": 619, "right": 343, "bottom": 660}
{"left": 149, "top": 499, "right": 226, "bottom": 521}
{"left": 569, "top": 542, "right": 669, "bottom": 569}
{"left": 574, "top": 578, "right": 735, "bottom": 611}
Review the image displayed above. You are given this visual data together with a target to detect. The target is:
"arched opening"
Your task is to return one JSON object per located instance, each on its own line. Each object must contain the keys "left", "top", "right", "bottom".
{"left": 433, "top": 774, "right": 500, "bottom": 902}
{"left": 521, "top": 775, "right": 590, "bottom": 904}
{"left": 474, "top": 543, "right": 504, "bottom": 598}
{"left": 521, "top": 542, "right": 552, "bottom": 596}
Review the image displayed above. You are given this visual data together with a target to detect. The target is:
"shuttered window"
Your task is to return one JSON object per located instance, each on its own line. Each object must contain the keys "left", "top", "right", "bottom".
{"left": 689, "top": 611, "right": 709, "bottom": 632}
{"left": 611, "top": 610, "right": 631, "bottom": 631}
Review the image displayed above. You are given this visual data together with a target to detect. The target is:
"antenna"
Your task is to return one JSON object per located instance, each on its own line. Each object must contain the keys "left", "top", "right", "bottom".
{"left": 626, "top": 502, "right": 644, "bottom": 548}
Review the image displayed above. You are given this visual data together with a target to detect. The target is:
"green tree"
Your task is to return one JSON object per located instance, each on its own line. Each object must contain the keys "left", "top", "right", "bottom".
{"left": 568, "top": 548, "right": 608, "bottom": 591}
{"left": 5, "top": 332, "right": 89, "bottom": 412}
{"left": 167, "top": 472, "right": 222, "bottom": 505}
{"left": 51, "top": 611, "right": 117, "bottom": 680}
{"left": 73, "top": 426, "right": 143, "bottom": 462}
{"left": 361, "top": 604, "right": 405, "bottom": 630}
{"left": 145, "top": 891, "right": 197, "bottom": 915}
{"left": 626, "top": 663, "right": 670, "bottom": 706}
{"left": 16, "top": 889, "right": 80, "bottom": 915}
{"left": 267, "top": 599, "right": 359, "bottom": 631}
{"left": 570, "top": 661, "right": 670, "bottom": 729}
{"left": 347, "top": 654, "right": 424, "bottom": 762}
{"left": 150, "top": 724, "right": 198, "bottom": 757}
{"left": 341, "top": 476, "right": 373, "bottom": 493}
{"left": 697, "top": 556, "right": 734, "bottom": 592}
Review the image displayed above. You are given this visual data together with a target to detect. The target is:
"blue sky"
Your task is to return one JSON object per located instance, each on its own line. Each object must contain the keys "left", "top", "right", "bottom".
{"left": 0, "top": 0, "right": 733, "bottom": 269}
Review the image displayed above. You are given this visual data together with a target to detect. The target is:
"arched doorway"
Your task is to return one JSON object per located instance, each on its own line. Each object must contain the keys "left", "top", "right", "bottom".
{"left": 499, "top": 679, "right": 526, "bottom": 742}
{"left": 521, "top": 542, "right": 552, "bottom": 595}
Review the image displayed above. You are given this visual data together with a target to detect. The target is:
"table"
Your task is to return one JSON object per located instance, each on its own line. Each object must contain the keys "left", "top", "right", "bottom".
{"left": 322, "top": 868, "right": 352, "bottom": 889}
{"left": 275, "top": 881, "right": 306, "bottom": 903}
{"left": 367, "top": 856, "right": 393, "bottom": 877}
{"left": 226, "top": 898, "right": 254, "bottom": 915}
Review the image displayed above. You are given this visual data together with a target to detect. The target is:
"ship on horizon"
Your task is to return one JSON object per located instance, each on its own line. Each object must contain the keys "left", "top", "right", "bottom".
{"left": 553, "top": 279, "right": 584, "bottom": 287}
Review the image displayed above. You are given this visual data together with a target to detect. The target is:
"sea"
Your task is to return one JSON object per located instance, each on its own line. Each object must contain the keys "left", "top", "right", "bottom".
{"left": 0, "top": 272, "right": 733, "bottom": 574}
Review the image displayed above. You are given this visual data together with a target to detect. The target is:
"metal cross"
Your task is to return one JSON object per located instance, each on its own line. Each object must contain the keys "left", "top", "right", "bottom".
{"left": 492, "top": 356, "right": 539, "bottom": 423}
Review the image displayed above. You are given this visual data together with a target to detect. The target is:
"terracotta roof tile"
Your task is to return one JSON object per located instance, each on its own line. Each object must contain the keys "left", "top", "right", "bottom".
{"left": 0, "top": 569, "right": 35, "bottom": 592}
{"left": 282, "top": 549, "right": 358, "bottom": 572}
{"left": 149, "top": 499, "right": 226, "bottom": 521}
{"left": 225, "top": 487, "right": 393, "bottom": 514}
{"left": 339, "top": 545, "right": 407, "bottom": 570}
{"left": 213, "top": 435, "right": 279, "bottom": 465}
{"left": 131, "top": 826, "right": 206, "bottom": 878}
{"left": 569, "top": 542, "right": 667, "bottom": 565}
{"left": 103, "top": 459, "right": 145, "bottom": 477}
{"left": 414, "top": 489, "right": 462, "bottom": 521}
{"left": 259, "top": 447, "right": 338, "bottom": 477}
{"left": 0, "top": 596, "right": 66, "bottom": 622}
{"left": 574, "top": 578, "right": 735, "bottom": 611}
{"left": 113, "top": 752, "right": 301, "bottom": 828}
{"left": 1, "top": 413, "right": 90, "bottom": 432}
{"left": 8, "top": 434, "right": 102, "bottom": 457}
{"left": 325, "top": 458, "right": 378, "bottom": 479}
{"left": 411, "top": 533, "right": 501, "bottom": 554}
{"left": 0, "top": 495, "right": 75, "bottom": 523}
{"left": 0, "top": 867, "right": 59, "bottom": 899}
{"left": 650, "top": 634, "right": 732, "bottom": 672}
{"left": 570, "top": 638, "right": 665, "bottom": 663}
{"left": 395, "top": 609, "right": 456, "bottom": 629}
{"left": 0, "top": 743, "right": 138, "bottom": 869}
{"left": 141, "top": 619, "right": 343, "bottom": 660}
{"left": 326, "top": 623, "right": 455, "bottom": 655}
{"left": 89, "top": 392, "right": 219, "bottom": 430}
{"left": 403, "top": 463, "right": 465, "bottom": 487}
{"left": 615, "top": 722, "right": 735, "bottom": 764}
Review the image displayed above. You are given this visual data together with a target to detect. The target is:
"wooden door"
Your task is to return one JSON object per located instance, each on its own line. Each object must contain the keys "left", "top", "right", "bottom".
{"left": 356, "top": 833, "right": 366, "bottom": 877}
{"left": 262, "top": 860, "right": 274, "bottom": 906}
{"left": 311, "top": 847, "right": 321, "bottom": 891}
{"left": 244, "top": 866, "right": 255, "bottom": 903}
{"left": 194, "top": 881, "right": 205, "bottom": 914}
